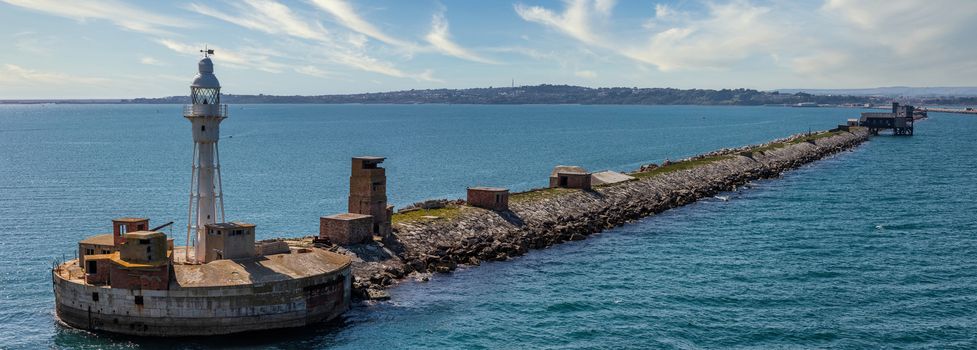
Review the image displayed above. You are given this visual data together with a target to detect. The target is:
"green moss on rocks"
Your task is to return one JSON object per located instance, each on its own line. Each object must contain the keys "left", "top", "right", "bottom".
{"left": 510, "top": 187, "right": 577, "bottom": 202}
{"left": 631, "top": 155, "right": 733, "bottom": 179}
{"left": 392, "top": 206, "right": 465, "bottom": 224}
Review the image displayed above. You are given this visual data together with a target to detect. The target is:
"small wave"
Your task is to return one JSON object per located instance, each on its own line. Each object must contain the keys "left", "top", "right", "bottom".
{"left": 714, "top": 195, "right": 730, "bottom": 201}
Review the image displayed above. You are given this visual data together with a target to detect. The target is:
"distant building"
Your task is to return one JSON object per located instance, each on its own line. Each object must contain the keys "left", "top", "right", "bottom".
{"left": 549, "top": 166, "right": 592, "bottom": 190}
{"left": 467, "top": 187, "right": 509, "bottom": 211}
{"left": 859, "top": 102, "right": 914, "bottom": 135}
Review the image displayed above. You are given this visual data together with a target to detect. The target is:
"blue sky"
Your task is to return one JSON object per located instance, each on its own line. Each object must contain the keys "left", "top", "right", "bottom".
{"left": 1, "top": 0, "right": 976, "bottom": 98}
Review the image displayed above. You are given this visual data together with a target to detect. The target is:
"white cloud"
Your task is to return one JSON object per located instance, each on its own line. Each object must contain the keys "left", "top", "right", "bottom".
{"left": 140, "top": 56, "right": 164, "bottom": 66}
{"left": 187, "top": 0, "right": 329, "bottom": 42}
{"left": 309, "top": 0, "right": 413, "bottom": 48}
{"left": 821, "top": 0, "right": 977, "bottom": 55}
{"left": 575, "top": 70, "right": 597, "bottom": 78}
{"left": 515, "top": 0, "right": 601, "bottom": 45}
{"left": 516, "top": 0, "right": 784, "bottom": 72}
{"left": 156, "top": 39, "right": 286, "bottom": 73}
{"left": 0, "top": 64, "right": 111, "bottom": 85}
{"left": 625, "top": 1, "right": 784, "bottom": 71}
{"left": 11, "top": 31, "right": 55, "bottom": 56}
{"left": 594, "top": 0, "right": 616, "bottom": 15}
{"left": 654, "top": 3, "right": 672, "bottom": 19}
{"left": 186, "top": 0, "right": 435, "bottom": 81}
{"left": 1, "top": 0, "right": 188, "bottom": 35}
{"left": 294, "top": 65, "right": 332, "bottom": 78}
{"left": 791, "top": 51, "right": 851, "bottom": 76}
{"left": 425, "top": 11, "right": 497, "bottom": 64}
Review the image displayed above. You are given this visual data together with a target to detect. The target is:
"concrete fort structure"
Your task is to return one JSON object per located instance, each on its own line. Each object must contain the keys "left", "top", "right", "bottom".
{"left": 52, "top": 51, "right": 352, "bottom": 337}
{"left": 319, "top": 156, "right": 395, "bottom": 245}
{"left": 549, "top": 165, "right": 592, "bottom": 190}
{"left": 320, "top": 213, "right": 373, "bottom": 245}
{"left": 348, "top": 156, "right": 393, "bottom": 237}
{"left": 467, "top": 187, "right": 509, "bottom": 211}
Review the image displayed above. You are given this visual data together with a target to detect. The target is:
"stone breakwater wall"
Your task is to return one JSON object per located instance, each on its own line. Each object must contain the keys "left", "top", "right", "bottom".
{"left": 352, "top": 129, "right": 870, "bottom": 296}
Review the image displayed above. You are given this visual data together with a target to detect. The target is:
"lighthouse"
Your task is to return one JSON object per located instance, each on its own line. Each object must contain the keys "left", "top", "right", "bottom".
{"left": 184, "top": 49, "right": 226, "bottom": 263}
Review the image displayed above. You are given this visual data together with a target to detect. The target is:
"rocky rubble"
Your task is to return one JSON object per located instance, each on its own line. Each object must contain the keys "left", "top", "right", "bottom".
{"left": 348, "top": 129, "right": 870, "bottom": 299}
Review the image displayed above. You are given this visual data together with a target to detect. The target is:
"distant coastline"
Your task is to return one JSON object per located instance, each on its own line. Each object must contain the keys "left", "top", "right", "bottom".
{"left": 4, "top": 84, "right": 977, "bottom": 106}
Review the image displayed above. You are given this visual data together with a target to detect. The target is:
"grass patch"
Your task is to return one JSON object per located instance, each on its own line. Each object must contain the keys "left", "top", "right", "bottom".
{"left": 786, "top": 130, "right": 843, "bottom": 145}
{"left": 392, "top": 206, "right": 465, "bottom": 224}
{"left": 510, "top": 187, "right": 576, "bottom": 202}
{"left": 748, "top": 130, "right": 846, "bottom": 155}
{"left": 631, "top": 155, "right": 733, "bottom": 179}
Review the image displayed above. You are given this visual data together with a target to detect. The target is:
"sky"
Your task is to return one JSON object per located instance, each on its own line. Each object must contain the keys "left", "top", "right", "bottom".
{"left": 1, "top": 0, "right": 976, "bottom": 99}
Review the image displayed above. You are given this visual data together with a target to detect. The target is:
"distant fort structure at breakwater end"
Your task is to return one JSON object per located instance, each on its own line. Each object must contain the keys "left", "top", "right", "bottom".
{"left": 52, "top": 52, "right": 909, "bottom": 337}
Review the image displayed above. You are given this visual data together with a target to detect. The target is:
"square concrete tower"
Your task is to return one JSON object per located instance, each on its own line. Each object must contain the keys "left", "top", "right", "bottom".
{"left": 349, "top": 156, "right": 392, "bottom": 237}
{"left": 202, "top": 222, "right": 257, "bottom": 263}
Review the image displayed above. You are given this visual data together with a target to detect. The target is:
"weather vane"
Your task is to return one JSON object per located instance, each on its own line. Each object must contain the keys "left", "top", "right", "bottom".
{"left": 201, "top": 45, "right": 215, "bottom": 57}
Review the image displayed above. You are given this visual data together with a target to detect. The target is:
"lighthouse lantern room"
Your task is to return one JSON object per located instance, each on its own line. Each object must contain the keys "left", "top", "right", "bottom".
{"left": 184, "top": 48, "right": 227, "bottom": 263}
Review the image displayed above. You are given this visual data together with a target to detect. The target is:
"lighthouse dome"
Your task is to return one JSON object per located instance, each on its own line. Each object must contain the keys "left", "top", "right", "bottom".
{"left": 191, "top": 57, "right": 221, "bottom": 88}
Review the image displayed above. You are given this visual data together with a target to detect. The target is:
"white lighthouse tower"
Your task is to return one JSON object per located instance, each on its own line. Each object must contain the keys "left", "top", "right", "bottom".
{"left": 184, "top": 49, "right": 226, "bottom": 263}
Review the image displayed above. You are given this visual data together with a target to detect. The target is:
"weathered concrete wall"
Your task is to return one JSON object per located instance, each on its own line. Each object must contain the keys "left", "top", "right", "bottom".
{"left": 467, "top": 188, "right": 509, "bottom": 211}
{"left": 352, "top": 129, "right": 870, "bottom": 295}
{"left": 53, "top": 262, "right": 351, "bottom": 336}
{"left": 108, "top": 264, "right": 169, "bottom": 290}
{"left": 321, "top": 213, "right": 373, "bottom": 245}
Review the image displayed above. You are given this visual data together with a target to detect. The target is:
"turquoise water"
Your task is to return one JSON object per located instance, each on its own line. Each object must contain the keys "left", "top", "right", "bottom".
{"left": 1, "top": 105, "right": 974, "bottom": 348}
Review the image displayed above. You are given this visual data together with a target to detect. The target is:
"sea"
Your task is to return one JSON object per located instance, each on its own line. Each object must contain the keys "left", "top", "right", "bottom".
{"left": 0, "top": 104, "right": 974, "bottom": 349}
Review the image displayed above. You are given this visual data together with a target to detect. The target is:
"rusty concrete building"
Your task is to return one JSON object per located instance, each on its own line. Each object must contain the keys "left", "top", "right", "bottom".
{"left": 549, "top": 165, "right": 592, "bottom": 190}
{"left": 348, "top": 156, "right": 393, "bottom": 237}
{"left": 320, "top": 213, "right": 373, "bottom": 245}
{"left": 52, "top": 53, "right": 352, "bottom": 337}
{"left": 467, "top": 187, "right": 510, "bottom": 211}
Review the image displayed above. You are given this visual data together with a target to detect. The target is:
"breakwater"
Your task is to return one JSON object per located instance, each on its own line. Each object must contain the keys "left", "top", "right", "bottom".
{"left": 326, "top": 128, "right": 870, "bottom": 298}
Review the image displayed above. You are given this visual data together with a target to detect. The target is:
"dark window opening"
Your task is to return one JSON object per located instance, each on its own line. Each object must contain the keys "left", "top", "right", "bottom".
{"left": 85, "top": 248, "right": 95, "bottom": 255}
{"left": 201, "top": 125, "right": 206, "bottom": 131}
{"left": 496, "top": 194, "right": 502, "bottom": 204}
{"left": 137, "top": 224, "right": 145, "bottom": 231}
{"left": 139, "top": 239, "right": 149, "bottom": 244}
{"left": 134, "top": 296, "right": 143, "bottom": 305}
{"left": 86, "top": 260, "right": 97, "bottom": 274}
{"left": 559, "top": 176, "right": 568, "bottom": 187}
{"left": 373, "top": 223, "right": 380, "bottom": 234}
{"left": 101, "top": 249, "right": 110, "bottom": 254}
{"left": 92, "top": 292, "right": 99, "bottom": 302}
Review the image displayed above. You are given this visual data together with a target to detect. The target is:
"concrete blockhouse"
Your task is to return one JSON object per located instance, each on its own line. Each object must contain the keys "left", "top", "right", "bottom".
{"left": 203, "top": 222, "right": 257, "bottom": 262}
{"left": 467, "top": 187, "right": 509, "bottom": 211}
{"left": 320, "top": 213, "right": 373, "bottom": 245}
{"left": 84, "top": 230, "right": 171, "bottom": 290}
{"left": 549, "top": 165, "right": 592, "bottom": 190}
{"left": 79, "top": 217, "right": 149, "bottom": 271}
{"left": 349, "top": 156, "right": 393, "bottom": 237}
